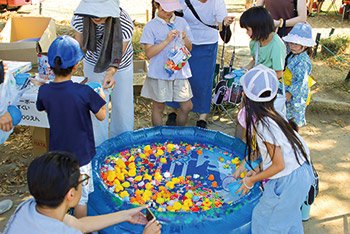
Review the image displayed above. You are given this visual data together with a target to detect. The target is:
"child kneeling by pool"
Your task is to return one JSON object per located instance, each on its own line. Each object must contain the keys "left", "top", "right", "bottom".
{"left": 36, "top": 35, "right": 107, "bottom": 218}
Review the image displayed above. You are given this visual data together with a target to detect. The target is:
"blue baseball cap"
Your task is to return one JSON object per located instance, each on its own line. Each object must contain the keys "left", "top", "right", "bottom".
{"left": 48, "top": 35, "right": 85, "bottom": 69}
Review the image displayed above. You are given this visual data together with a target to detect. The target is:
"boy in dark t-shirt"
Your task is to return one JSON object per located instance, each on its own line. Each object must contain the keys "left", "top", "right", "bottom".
{"left": 36, "top": 35, "right": 107, "bottom": 218}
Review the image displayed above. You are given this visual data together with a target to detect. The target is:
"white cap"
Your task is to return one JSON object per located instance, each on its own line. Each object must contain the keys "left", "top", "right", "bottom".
{"left": 156, "top": 0, "right": 183, "bottom": 12}
{"left": 74, "top": 0, "right": 120, "bottom": 18}
{"left": 240, "top": 64, "right": 279, "bottom": 102}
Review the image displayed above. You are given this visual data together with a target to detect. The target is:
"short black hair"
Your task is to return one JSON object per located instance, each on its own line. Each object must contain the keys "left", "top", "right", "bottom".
{"left": 27, "top": 151, "right": 80, "bottom": 208}
{"left": 50, "top": 57, "right": 74, "bottom": 77}
{"left": 240, "top": 6, "right": 275, "bottom": 41}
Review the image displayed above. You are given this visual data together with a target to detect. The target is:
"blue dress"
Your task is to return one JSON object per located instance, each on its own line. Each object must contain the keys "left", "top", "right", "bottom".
{"left": 285, "top": 51, "right": 312, "bottom": 127}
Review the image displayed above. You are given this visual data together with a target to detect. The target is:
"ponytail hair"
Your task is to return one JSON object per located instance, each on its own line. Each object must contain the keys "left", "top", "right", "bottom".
{"left": 151, "top": 0, "right": 160, "bottom": 19}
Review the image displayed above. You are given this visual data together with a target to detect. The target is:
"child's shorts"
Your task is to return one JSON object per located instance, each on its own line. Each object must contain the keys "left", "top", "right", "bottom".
{"left": 141, "top": 77, "right": 193, "bottom": 103}
{"left": 78, "top": 162, "right": 94, "bottom": 205}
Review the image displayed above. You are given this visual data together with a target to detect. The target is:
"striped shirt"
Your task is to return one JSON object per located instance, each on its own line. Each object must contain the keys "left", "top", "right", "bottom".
{"left": 71, "top": 8, "right": 134, "bottom": 71}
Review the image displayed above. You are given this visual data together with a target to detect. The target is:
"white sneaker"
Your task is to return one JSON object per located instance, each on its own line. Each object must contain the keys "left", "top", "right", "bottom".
{"left": 0, "top": 199, "right": 13, "bottom": 215}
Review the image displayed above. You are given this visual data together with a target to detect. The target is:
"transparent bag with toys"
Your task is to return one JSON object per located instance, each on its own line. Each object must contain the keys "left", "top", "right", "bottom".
{"left": 165, "top": 33, "right": 191, "bottom": 77}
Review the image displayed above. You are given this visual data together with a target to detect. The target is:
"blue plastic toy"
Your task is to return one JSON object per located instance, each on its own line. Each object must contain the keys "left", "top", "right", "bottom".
{"left": 86, "top": 82, "right": 102, "bottom": 94}
{"left": 7, "top": 105, "right": 22, "bottom": 126}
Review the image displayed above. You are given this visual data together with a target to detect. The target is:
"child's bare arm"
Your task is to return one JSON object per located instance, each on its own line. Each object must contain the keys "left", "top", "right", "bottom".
{"left": 233, "top": 159, "right": 246, "bottom": 178}
{"left": 243, "top": 58, "right": 255, "bottom": 70}
{"left": 181, "top": 31, "right": 192, "bottom": 51}
{"left": 145, "top": 30, "right": 178, "bottom": 59}
{"left": 95, "top": 105, "right": 107, "bottom": 121}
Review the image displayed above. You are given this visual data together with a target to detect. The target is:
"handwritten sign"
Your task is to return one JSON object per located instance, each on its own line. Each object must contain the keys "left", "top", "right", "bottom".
{"left": 17, "top": 76, "right": 85, "bottom": 128}
{"left": 17, "top": 91, "right": 49, "bottom": 128}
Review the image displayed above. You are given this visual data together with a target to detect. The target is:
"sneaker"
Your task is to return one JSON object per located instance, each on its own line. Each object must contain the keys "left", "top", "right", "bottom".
{"left": 196, "top": 120, "right": 207, "bottom": 129}
{"left": 0, "top": 199, "right": 13, "bottom": 215}
{"left": 166, "top": 112, "right": 177, "bottom": 126}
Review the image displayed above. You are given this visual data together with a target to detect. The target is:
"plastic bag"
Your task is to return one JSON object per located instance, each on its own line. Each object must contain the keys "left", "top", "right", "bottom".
{"left": 0, "top": 72, "right": 26, "bottom": 144}
{"left": 165, "top": 34, "right": 191, "bottom": 77}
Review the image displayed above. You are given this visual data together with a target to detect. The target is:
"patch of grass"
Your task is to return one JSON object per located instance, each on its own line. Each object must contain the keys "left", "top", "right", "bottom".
{"left": 132, "top": 21, "right": 146, "bottom": 60}
{"left": 319, "top": 35, "right": 350, "bottom": 58}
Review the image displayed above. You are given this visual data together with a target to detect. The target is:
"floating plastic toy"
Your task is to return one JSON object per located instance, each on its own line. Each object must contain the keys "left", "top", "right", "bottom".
{"left": 88, "top": 127, "right": 262, "bottom": 234}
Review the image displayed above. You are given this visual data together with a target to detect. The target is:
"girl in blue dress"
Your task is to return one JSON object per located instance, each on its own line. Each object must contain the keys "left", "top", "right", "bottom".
{"left": 282, "top": 23, "right": 316, "bottom": 127}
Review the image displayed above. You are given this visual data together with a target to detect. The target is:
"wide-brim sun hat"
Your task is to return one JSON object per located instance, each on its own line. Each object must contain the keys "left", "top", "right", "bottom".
{"left": 282, "top": 22, "right": 316, "bottom": 47}
{"left": 74, "top": 0, "right": 120, "bottom": 18}
{"left": 48, "top": 35, "right": 85, "bottom": 69}
{"left": 156, "top": 0, "right": 183, "bottom": 12}
{"left": 240, "top": 64, "right": 279, "bottom": 102}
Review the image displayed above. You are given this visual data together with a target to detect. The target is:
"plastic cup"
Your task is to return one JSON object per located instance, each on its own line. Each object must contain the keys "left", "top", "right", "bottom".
{"left": 7, "top": 105, "right": 22, "bottom": 126}
{"left": 86, "top": 82, "right": 102, "bottom": 94}
{"left": 14, "top": 73, "right": 31, "bottom": 86}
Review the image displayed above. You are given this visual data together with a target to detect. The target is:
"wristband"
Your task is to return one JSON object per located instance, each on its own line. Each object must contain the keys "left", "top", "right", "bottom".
{"left": 279, "top": 18, "right": 284, "bottom": 28}
{"left": 243, "top": 177, "right": 254, "bottom": 189}
{"left": 282, "top": 19, "right": 286, "bottom": 28}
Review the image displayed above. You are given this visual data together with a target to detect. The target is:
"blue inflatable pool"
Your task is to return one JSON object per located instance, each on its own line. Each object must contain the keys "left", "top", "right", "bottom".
{"left": 88, "top": 126, "right": 261, "bottom": 234}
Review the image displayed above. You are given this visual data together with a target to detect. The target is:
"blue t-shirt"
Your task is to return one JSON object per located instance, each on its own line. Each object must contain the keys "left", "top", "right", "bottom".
{"left": 36, "top": 81, "right": 106, "bottom": 166}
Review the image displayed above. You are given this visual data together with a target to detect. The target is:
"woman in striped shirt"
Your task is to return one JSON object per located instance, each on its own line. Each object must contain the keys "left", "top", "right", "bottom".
{"left": 71, "top": 0, "right": 134, "bottom": 146}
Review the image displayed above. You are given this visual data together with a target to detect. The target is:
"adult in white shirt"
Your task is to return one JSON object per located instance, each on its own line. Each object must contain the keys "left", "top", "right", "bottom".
{"left": 3, "top": 151, "right": 161, "bottom": 234}
{"left": 166, "top": 0, "right": 234, "bottom": 128}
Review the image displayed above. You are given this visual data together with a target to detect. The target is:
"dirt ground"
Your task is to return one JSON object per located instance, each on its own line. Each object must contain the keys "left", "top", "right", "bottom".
{"left": 1, "top": 0, "right": 350, "bottom": 233}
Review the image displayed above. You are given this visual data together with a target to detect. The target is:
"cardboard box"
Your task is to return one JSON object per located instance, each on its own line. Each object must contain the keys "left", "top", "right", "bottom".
{"left": 0, "top": 17, "right": 56, "bottom": 63}
{"left": 133, "top": 60, "right": 148, "bottom": 96}
{"left": 32, "top": 126, "right": 49, "bottom": 157}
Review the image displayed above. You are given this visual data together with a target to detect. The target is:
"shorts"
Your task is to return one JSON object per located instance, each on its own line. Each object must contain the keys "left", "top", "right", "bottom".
{"left": 78, "top": 162, "right": 94, "bottom": 205}
{"left": 141, "top": 77, "right": 193, "bottom": 103}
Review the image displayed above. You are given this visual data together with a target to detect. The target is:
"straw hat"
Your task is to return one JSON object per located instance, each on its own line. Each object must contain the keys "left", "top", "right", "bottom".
{"left": 282, "top": 23, "right": 316, "bottom": 47}
{"left": 74, "top": 0, "right": 120, "bottom": 18}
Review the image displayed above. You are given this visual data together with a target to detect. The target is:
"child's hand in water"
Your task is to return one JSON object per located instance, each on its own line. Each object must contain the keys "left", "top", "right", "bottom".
{"left": 236, "top": 176, "right": 255, "bottom": 196}
{"left": 166, "top": 30, "right": 178, "bottom": 43}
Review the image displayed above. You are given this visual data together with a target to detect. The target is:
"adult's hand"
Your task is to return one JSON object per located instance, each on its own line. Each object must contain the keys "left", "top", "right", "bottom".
{"left": 103, "top": 67, "right": 117, "bottom": 89}
{"left": 223, "top": 16, "right": 235, "bottom": 26}
{"left": 125, "top": 206, "right": 148, "bottom": 225}
{"left": 0, "top": 112, "right": 13, "bottom": 132}
{"left": 142, "top": 219, "right": 162, "bottom": 234}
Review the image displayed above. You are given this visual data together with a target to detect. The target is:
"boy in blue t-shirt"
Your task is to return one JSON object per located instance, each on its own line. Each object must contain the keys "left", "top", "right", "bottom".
{"left": 36, "top": 35, "right": 107, "bottom": 218}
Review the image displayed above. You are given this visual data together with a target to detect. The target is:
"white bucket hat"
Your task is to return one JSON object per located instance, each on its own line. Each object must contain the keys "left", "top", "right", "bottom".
{"left": 74, "top": 0, "right": 120, "bottom": 18}
{"left": 282, "top": 22, "right": 316, "bottom": 47}
{"left": 240, "top": 64, "right": 279, "bottom": 102}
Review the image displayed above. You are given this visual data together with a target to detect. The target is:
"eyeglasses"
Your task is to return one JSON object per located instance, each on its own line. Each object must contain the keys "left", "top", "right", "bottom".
{"left": 74, "top": 174, "right": 90, "bottom": 187}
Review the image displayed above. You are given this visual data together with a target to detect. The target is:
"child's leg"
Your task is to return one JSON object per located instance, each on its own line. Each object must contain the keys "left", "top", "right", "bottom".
{"left": 152, "top": 101, "right": 165, "bottom": 126}
{"left": 74, "top": 204, "right": 87, "bottom": 218}
{"left": 177, "top": 100, "right": 193, "bottom": 126}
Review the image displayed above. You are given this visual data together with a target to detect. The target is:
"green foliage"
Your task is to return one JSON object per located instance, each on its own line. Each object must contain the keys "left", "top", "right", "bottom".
{"left": 320, "top": 35, "right": 350, "bottom": 57}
